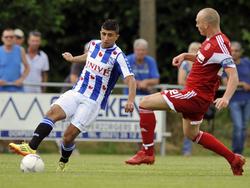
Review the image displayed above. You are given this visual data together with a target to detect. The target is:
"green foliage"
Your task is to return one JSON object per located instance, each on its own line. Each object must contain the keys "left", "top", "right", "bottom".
{"left": 1, "top": 0, "right": 250, "bottom": 87}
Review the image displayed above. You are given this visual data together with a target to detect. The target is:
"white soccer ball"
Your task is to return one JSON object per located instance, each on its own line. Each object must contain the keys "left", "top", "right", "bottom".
{"left": 20, "top": 154, "right": 45, "bottom": 173}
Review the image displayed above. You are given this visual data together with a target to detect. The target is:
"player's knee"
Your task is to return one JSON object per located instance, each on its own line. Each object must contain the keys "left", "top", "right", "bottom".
{"left": 46, "top": 105, "right": 65, "bottom": 122}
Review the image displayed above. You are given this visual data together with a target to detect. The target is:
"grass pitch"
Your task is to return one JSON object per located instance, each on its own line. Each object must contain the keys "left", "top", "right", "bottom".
{"left": 0, "top": 154, "right": 249, "bottom": 188}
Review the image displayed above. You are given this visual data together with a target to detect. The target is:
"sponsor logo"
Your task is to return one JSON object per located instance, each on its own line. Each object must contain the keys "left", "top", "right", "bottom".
{"left": 86, "top": 60, "right": 111, "bottom": 76}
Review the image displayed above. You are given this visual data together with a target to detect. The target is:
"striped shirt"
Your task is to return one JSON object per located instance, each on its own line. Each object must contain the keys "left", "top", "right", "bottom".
{"left": 73, "top": 40, "right": 133, "bottom": 109}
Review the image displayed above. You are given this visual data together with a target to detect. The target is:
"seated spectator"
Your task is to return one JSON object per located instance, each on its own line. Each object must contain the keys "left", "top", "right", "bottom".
{"left": 124, "top": 38, "right": 159, "bottom": 95}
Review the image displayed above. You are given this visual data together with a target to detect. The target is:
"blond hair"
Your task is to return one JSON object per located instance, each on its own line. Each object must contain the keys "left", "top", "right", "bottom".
{"left": 199, "top": 8, "right": 220, "bottom": 26}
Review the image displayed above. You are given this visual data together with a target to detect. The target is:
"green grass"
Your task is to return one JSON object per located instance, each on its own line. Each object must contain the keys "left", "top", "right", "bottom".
{"left": 0, "top": 154, "right": 249, "bottom": 188}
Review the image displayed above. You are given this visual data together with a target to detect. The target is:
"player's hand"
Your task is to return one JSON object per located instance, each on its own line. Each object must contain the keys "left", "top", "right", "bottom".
{"left": 62, "top": 52, "right": 74, "bottom": 62}
{"left": 214, "top": 97, "right": 229, "bottom": 110}
{"left": 172, "top": 53, "right": 185, "bottom": 67}
{"left": 125, "top": 101, "right": 134, "bottom": 113}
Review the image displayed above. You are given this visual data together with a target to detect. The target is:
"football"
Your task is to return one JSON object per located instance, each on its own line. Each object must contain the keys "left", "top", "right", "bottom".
{"left": 20, "top": 154, "right": 45, "bottom": 173}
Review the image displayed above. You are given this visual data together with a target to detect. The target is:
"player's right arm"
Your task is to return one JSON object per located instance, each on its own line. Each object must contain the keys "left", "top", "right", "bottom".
{"left": 172, "top": 53, "right": 196, "bottom": 67}
{"left": 62, "top": 52, "right": 87, "bottom": 63}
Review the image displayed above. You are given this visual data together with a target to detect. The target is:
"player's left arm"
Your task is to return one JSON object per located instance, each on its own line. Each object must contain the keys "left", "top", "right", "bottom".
{"left": 214, "top": 66, "right": 239, "bottom": 110}
{"left": 124, "top": 75, "right": 136, "bottom": 112}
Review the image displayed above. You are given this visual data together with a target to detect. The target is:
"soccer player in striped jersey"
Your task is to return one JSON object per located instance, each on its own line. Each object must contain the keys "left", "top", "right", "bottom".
{"left": 9, "top": 19, "right": 136, "bottom": 171}
{"left": 125, "top": 8, "right": 246, "bottom": 176}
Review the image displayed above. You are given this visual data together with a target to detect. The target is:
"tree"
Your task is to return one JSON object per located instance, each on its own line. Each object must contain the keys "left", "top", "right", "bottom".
{"left": 1, "top": 0, "right": 250, "bottom": 89}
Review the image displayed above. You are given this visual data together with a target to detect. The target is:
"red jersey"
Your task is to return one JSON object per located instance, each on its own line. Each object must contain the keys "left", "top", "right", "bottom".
{"left": 186, "top": 33, "right": 234, "bottom": 102}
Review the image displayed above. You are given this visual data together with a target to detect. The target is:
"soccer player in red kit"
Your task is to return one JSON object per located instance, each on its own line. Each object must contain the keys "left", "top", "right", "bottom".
{"left": 125, "top": 8, "right": 246, "bottom": 176}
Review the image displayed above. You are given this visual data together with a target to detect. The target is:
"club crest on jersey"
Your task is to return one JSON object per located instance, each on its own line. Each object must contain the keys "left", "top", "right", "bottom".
{"left": 204, "top": 43, "right": 211, "bottom": 51}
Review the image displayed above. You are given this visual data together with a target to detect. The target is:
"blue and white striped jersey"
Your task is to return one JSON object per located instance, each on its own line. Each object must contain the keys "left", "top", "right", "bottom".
{"left": 72, "top": 40, "right": 133, "bottom": 109}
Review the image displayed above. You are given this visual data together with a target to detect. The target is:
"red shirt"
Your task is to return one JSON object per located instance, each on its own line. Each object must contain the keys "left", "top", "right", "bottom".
{"left": 186, "top": 33, "right": 233, "bottom": 102}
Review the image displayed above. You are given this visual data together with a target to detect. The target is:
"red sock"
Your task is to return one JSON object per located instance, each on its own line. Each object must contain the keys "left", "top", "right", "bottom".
{"left": 193, "top": 131, "right": 235, "bottom": 163}
{"left": 139, "top": 107, "right": 156, "bottom": 156}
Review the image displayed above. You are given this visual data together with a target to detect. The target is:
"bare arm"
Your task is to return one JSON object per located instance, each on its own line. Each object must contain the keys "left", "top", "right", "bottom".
{"left": 214, "top": 67, "right": 239, "bottom": 110}
{"left": 172, "top": 53, "right": 196, "bottom": 67}
{"left": 41, "top": 71, "right": 48, "bottom": 92}
{"left": 15, "top": 47, "right": 30, "bottom": 86}
{"left": 62, "top": 52, "right": 88, "bottom": 63}
{"left": 124, "top": 75, "right": 136, "bottom": 112}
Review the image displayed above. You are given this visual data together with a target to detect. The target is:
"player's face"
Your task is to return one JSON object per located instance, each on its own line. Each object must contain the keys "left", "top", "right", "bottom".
{"left": 196, "top": 13, "right": 208, "bottom": 36}
{"left": 100, "top": 28, "right": 119, "bottom": 48}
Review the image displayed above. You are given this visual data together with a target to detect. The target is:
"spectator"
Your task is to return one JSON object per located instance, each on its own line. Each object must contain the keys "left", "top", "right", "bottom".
{"left": 24, "top": 31, "right": 49, "bottom": 93}
{"left": 61, "top": 42, "right": 89, "bottom": 93}
{"left": 222, "top": 41, "right": 250, "bottom": 154}
{"left": 178, "top": 42, "right": 201, "bottom": 156}
{"left": 14, "top": 28, "right": 25, "bottom": 46}
{"left": 0, "top": 28, "right": 30, "bottom": 92}
{"left": 124, "top": 38, "right": 160, "bottom": 95}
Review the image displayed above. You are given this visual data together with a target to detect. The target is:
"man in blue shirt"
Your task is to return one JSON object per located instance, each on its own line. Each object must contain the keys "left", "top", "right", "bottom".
{"left": 124, "top": 38, "right": 160, "bottom": 95}
{"left": 222, "top": 41, "right": 250, "bottom": 154}
{"left": 0, "top": 28, "right": 30, "bottom": 92}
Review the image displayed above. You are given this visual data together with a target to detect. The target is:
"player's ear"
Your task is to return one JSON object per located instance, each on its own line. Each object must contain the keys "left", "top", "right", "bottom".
{"left": 116, "top": 34, "right": 120, "bottom": 40}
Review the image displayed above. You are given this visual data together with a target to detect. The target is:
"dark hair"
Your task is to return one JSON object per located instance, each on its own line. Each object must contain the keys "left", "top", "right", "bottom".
{"left": 29, "top": 31, "right": 41, "bottom": 38}
{"left": 102, "top": 19, "right": 119, "bottom": 33}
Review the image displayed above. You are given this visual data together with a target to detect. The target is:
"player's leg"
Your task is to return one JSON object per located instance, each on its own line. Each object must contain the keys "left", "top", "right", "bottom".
{"left": 9, "top": 90, "right": 77, "bottom": 156}
{"left": 9, "top": 104, "right": 66, "bottom": 156}
{"left": 57, "top": 124, "right": 80, "bottom": 172}
{"left": 183, "top": 118, "right": 246, "bottom": 176}
{"left": 57, "top": 97, "right": 101, "bottom": 171}
{"left": 125, "top": 92, "right": 169, "bottom": 165}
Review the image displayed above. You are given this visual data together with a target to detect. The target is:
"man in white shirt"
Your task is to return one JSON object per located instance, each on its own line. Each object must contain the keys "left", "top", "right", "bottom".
{"left": 24, "top": 31, "right": 49, "bottom": 93}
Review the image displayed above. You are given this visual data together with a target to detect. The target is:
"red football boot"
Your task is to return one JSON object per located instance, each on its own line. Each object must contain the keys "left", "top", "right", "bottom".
{"left": 230, "top": 154, "right": 246, "bottom": 176}
{"left": 125, "top": 150, "right": 155, "bottom": 165}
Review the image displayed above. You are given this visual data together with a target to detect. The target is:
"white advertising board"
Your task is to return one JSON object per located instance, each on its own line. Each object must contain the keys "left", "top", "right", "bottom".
{"left": 0, "top": 93, "right": 165, "bottom": 142}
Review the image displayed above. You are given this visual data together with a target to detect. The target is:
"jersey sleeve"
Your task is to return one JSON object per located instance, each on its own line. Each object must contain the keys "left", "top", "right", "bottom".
{"left": 199, "top": 39, "right": 236, "bottom": 69}
{"left": 116, "top": 52, "right": 134, "bottom": 78}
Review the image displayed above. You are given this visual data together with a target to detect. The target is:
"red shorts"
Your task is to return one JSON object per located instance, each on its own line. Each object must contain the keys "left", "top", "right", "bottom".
{"left": 161, "top": 89, "right": 211, "bottom": 124}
